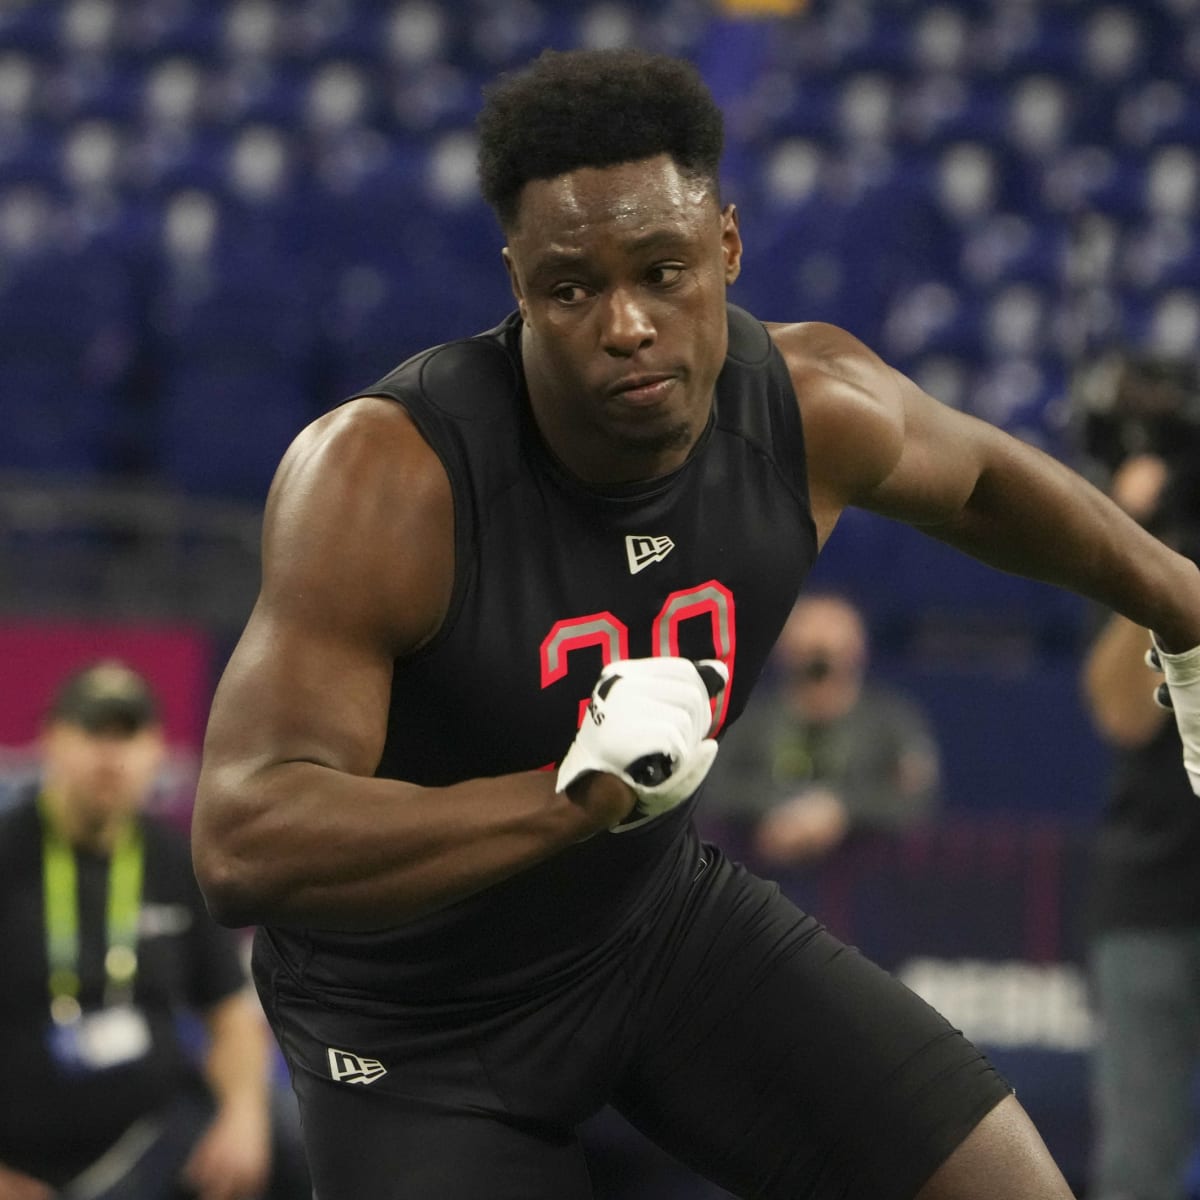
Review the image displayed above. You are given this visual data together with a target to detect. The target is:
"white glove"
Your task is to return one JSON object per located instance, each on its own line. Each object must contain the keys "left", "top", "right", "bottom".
{"left": 556, "top": 657, "right": 729, "bottom": 832}
{"left": 1147, "top": 634, "right": 1200, "bottom": 795}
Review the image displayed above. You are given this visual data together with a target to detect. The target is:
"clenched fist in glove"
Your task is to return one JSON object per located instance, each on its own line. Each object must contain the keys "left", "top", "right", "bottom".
{"left": 557, "top": 657, "right": 729, "bottom": 832}
{"left": 1148, "top": 634, "right": 1200, "bottom": 795}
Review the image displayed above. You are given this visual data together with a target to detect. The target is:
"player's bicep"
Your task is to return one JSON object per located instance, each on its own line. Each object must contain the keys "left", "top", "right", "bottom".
{"left": 859, "top": 368, "right": 994, "bottom": 527}
{"left": 785, "top": 324, "right": 985, "bottom": 538}
{"left": 207, "top": 602, "right": 393, "bottom": 782}
{"left": 202, "top": 399, "right": 454, "bottom": 783}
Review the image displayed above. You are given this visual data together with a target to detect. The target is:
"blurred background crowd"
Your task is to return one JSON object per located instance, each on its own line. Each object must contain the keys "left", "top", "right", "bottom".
{"left": 2, "top": 0, "right": 1200, "bottom": 1196}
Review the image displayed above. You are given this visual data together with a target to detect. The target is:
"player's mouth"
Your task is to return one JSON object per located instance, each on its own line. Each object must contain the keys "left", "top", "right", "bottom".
{"left": 606, "top": 373, "right": 678, "bottom": 406}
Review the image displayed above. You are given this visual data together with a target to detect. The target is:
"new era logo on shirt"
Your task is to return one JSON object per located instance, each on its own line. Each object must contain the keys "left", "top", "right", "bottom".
{"left": 327, "top": 1047, "right": 387, "bottom": 1085}
{"left": 626, "top": 534, "right": 674, "bottom": 575}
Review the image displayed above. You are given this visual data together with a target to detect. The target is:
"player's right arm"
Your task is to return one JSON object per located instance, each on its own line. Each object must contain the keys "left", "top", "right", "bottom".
{"left": 1083, "top": 454, "right": 1175, "bottom": 749}
{"left": 191, "top": 398, "right": 634, "bottom": 931}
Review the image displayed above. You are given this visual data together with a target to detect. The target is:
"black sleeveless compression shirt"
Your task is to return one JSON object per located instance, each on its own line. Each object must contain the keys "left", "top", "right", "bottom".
{"left": 264, "top": 305, "right": 819, "bottom": 1009}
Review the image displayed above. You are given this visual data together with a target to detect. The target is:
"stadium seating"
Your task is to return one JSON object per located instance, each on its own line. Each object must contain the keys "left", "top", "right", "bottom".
{"left": 0, "top": 0, "right": 1197, "bottom": 643}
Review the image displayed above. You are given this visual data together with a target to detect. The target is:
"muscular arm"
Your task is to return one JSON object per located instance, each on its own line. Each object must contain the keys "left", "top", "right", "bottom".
{"left": 773, "top": 322, "right": 1200, "bottom": 652}
{"left": 191, "top": 399, "right": 631, "bottom": 931}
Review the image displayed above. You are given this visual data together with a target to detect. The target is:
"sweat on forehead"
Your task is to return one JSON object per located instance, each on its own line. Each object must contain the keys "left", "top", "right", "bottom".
{"left": 510, "top": 156, "right": 719, "bottom": 243}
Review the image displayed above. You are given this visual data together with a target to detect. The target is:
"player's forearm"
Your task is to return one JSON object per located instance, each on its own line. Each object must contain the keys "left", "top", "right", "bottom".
{"left": 193, "top": 762, "right": 620, "bottom": 930}
{"left": 930, "top": 435, "right": 1200, "bottom": 650}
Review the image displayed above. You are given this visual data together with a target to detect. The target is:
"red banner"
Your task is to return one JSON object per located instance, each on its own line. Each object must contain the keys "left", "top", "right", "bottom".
{"left": 0, "top": 620, "right": 214, "bottom": 749}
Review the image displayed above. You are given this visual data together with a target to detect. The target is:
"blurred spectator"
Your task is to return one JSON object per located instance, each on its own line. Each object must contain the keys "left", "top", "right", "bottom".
{"left": 0, "top": 660, "right": 310, "bottom": 1200}
{"left": 704, "top": 592, "right": 941, "bottom": 865}
{"left": 1083, "top": 450, "right": 1200, "bottom": 1200}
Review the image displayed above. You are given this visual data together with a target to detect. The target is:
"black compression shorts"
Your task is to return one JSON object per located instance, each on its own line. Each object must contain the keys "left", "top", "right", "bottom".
{"left": 254, "top": 835, "right": 1011, "bottom": 1199}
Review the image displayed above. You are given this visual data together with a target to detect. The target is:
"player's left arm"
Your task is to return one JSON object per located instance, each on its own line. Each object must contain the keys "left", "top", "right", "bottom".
{"left": 773, "top": 320, "right": 1200, "bottom": 653}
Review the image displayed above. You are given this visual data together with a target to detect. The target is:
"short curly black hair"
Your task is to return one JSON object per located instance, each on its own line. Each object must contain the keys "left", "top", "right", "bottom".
{"left": 477, "top": 48, "right": 725, "bottom": 231}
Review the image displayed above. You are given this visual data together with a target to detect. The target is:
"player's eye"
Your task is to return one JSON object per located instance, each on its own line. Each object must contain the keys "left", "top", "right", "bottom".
{"left": 551, "top": 283, "right": 590, "bottom": 304}
{"left": 646, "top": 264, "right": 684, "bottom": 287}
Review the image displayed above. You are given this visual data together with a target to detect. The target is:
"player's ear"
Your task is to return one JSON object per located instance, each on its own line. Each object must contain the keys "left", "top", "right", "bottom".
{"left": 720, "top": 204, "right": 742, "bottom": 286}
{"left": 501, "top": 247, "right": 528, "bottom": 321}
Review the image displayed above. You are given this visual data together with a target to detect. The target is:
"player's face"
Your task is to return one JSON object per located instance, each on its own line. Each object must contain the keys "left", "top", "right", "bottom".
{"left": 504, "top": 154, "right": 742, "bottom": 484}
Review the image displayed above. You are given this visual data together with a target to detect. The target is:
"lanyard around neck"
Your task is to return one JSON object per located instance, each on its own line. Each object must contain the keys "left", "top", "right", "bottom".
{"left": 38, "top": 795, "right": 144, "bottom": 1025}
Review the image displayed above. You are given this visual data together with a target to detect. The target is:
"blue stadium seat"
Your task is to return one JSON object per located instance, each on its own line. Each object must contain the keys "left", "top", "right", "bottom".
{"left": 959, "top": 213, "right": 1067, "bottom": 289}
{"left": 0, "top": 240, "right": 136, "bottom": 474}
{"left": 0, "top": 0, "right": 1193, "bottom": 666}
{"left": 0, "top": 1, "right": 62, "bottom": 55}
{"left": 218, "top": 62, "right": 308, "bottom": 127}
{"left": 387, "top": 61, "right": 480, "bottom": 135}
{"left": 460, "top": 1, "right": 558, "bottom": 73}
{"left": 220, "top": 0, "right": 284, "bottom": 61}
{"left": 150, "top": 253, "right": 323, "bottom": 498}
{"left": 373, "top": 1, "right": 451, "bottom": 71}
{"left": 1142, "top": 143, "right": 1200, "bottom": 222}
{"left": 980, "top": 7, "right": 1085, "bottom": 80}
{"left": 317, "top": 189, "right": 512, "bottom": 399}
{"left": 1119, "top": 218, "right": 1200, "bottom": 292}
{"left": 882, "top": 282, "right": 983, "bottom": 361}
{"left": 833, "top": 71, "right": 901, "bottom": 145}
{"left": 895, "top": 74, "right": 973, "bottom": 149}
{"left": 0, "top": 51, "right": 41, "bottom": 126}
{"left": 765, "top": 73, "right": 841, "bottom": 142}
{"left": 822, "top": 7, "right": 908, "bottom": 74}
{"left": 1004, "top": 75, "right": 1075, "bottom": 160}
{"left": 138, "top": 55, "right": 207, "bottom": 129}
{"left": 1079, "top": 5, "right": 1150, "bottom": 88}
{"left": 1115, "top": 80, "right": 1200, "bottom": 150}
{"left": 1123, "top": 288, "right": 1200, "bottom": 360}
{"left": 971, "top": 355, "right": 1066, "bottom": 431}
{"left": 1070, "top": 149, "right": 1150, "bottom": 222}
{"left": 302, "top": 58, "right": 376, "bottom": 136}
{"left": 907, "top": 4, "right": 976, "bottom": 76}
{"left": 140, "top": 4, "right": 224, "bottom": 60}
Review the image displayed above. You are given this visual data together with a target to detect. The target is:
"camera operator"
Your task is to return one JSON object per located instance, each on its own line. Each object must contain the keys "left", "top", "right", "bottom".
{"left": 1081, "top": 357, "right": 1200, "bottom": 1200}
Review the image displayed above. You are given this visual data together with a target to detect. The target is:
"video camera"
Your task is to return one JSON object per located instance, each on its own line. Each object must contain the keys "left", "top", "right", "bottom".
{"left": 1073, "top": 352, "right": 1200, "bottom": 564}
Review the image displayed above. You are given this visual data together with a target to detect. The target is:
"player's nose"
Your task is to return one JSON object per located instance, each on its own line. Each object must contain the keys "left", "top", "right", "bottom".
{"left": 600, "top": 287, "right": 655, "bottom": 357}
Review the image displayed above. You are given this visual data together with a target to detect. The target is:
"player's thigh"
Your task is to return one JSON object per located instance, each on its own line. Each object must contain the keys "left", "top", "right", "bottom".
{"left": 294, "top": 1071, "right": 593, "bottom": 1200}
{"left": 614, "top": 850, "right": 1010, "bottom": 1200}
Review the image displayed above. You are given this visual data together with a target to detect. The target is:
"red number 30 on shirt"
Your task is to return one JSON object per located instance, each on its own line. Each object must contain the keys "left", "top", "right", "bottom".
{"left": 539, "top": 580, "right": 736, "bottom": 734}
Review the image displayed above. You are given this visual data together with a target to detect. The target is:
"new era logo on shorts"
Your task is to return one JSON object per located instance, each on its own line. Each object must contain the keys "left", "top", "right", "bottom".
{"left": 626, "top": 534, "right": 674, "bottom": 574}
{"left": 327, "top": 1047, "right": 387, "bottom": 1085}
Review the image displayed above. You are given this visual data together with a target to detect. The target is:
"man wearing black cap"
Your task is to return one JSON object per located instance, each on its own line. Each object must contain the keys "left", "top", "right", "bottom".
{"left": 0, "top": 660, "right": 310, "bottom": 1200}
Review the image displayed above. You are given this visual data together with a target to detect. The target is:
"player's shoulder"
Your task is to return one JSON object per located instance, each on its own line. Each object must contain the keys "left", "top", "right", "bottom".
{"left": 359, "top": 318, "right": 522, "bottom": 418}
{"left": 760, "top": 321, "right": 907, "bottom": 516}
{"left": 256, "top": 391, "right": 454, "bottom": 643}
{"left": 764, "top": 321, "right": 890, "bottom": 394}
{"left": 254, "top": 395, "right": 454, "bottom": 597}
{"left": 280, "top": 396, "right": 446, "bottom": 501}
{"left": 763, "top": 321, "right": 901, "bottom": 441}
